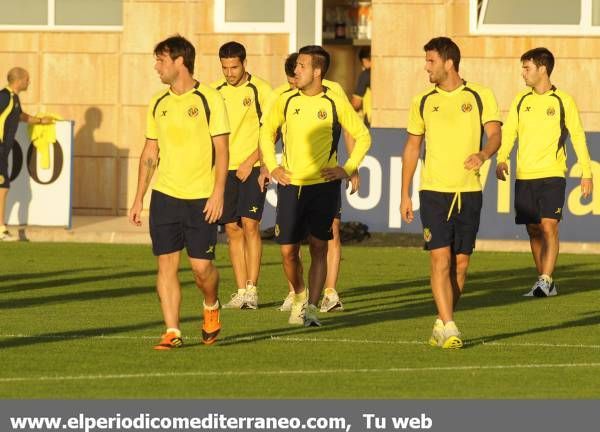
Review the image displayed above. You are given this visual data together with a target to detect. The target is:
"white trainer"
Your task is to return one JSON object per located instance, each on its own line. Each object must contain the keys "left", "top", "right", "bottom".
{"left": 0, "top": 230, "right": 18, "bottom": 242}
{"left": 243, "top": 283, "right": 258, "bottom": 309}
{"left": 278, "top": 292, "right": 295, "bottom": 311}
{"left": 320, "top": 288, "right": 344, "bottom": 312}
{"left": 222, "top": 290, "right": 246, "bottom": 309}
{"left": 303, "top": 304, "right": 322, "bottom": 327}
{"left": 288, "top": 296, "right": 306, "bottom": 325}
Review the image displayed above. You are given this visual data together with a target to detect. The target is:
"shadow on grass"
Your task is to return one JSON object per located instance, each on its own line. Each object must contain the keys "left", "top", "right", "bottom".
{"left": 217, "top": 262, "right": 600, "bottom": 347}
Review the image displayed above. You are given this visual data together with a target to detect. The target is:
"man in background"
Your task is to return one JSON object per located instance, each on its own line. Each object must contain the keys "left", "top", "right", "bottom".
{"left": 212, "top": 41, "right": 272, "bottom": 310}
{"left": 0, "top": 67, "right": 53, "bottom": 241}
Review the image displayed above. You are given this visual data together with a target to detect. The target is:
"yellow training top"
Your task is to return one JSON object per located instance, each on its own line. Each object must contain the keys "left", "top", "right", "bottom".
{"left": 260, "top": 86, "right": 370, "bottom": 186}
{"left": 498, "top": 86, "right": 592, "bottom": 179}
{"left": 211, "top": 74, "right": 272, "bottom": 170}
{"left": 146, "top": 82, "right": 230, "bottom": 199}
{"left": 407, "top": 80, "right": 501, "bottom": 192}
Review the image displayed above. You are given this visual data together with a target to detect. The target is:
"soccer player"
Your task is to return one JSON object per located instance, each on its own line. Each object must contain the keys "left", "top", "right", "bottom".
{"left": 351, "top": 46, "right": 372, "bottom": 127}
{"left": 0, "top": 67, "right": 53, "bottom": 242}
{"left": 496, "top": 47, "right": 593, "bottom": 297}
{"left": 270, "top": 52, "right": 360, "bottom": 313}
{"left": 400, "top": 37, "right": 501, "bottom": 349}
{"left": 129, "top": 35, "right": 229, "bottom": 350}
{"left": 211, "top": 41, "right": 272, "bottom": 310}
{"left": 260, "top": 45, "right": 370, "bottom": 327}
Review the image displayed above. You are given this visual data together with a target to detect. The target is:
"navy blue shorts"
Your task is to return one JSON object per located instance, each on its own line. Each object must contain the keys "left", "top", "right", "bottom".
{"left": 149, "top": 190, "right": 217, "bottom": 259}
{"left": 219, "top": 167, "right": 266, "bottom": 224}
{"left": 514, "top": 177, "right": 566, "bottom": 225}
{"left": 275, "top": 180, "right": 341, "bottom": 244}
{"left": 0, "top": 140, "right": 13, "bottom": 188}
{"left": 419, "top": 190, "right": 482, "bottom": 255}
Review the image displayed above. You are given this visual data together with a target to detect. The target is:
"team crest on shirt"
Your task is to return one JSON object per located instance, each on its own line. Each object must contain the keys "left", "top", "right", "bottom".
{"left": 461, "top": 103, "right": 473, "bottom": 113}
{"left": 317, "top": 109, "right": 327, "bottom": 120}
{"left": 274, "top": 224, "right": 280, "bottom": 237}
{"left": 243, "top": 97, "right": 253, "bottom": 107}
{"left": 423, "top": 227, "right": 432, "bottom": 242}
{"left": 547, "top": 107, "right": 556, "bottom": 116}
{"left": 187, "top": 106, "right": 199, "bottom": 118}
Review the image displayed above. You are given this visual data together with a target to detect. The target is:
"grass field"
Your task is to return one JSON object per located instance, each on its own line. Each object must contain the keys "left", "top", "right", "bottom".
{"left": 0, "top": 242, "right": 599, "bottom": 398}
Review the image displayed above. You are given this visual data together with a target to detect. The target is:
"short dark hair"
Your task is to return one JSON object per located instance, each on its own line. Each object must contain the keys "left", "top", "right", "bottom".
{"left": 521, "top": 47, "right": 555, "bottom": 76}
{"left": 284, "top": 52, "right": 299, "bottom": 77}
{"left": 154, "top": 35, "right": 195, "bottom": 74}
{"left": 358, "top": 46, "right": 371, "bottom": 61}
{"left": 298, "top": 45, "right": 330, "bottom": 78}
{"left": 423, "top": 37, "right": 461, "bottom": 72}
{"left": 219, "top": 41, "right": 246, "bottom": 62}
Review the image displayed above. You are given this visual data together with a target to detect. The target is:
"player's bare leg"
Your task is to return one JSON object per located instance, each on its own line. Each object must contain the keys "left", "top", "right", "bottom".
{"left": 241, "top": 216, "right": 262, "bottom": 285}
{"left": 539, "top": 218, "right": 560, "bottom": 277}
{"left": 325, "top": 218, "right": 341, "bottom": 290}
{"left": 449, "top": 253, "right": 470, "bottom": 310}
{"left": 429, "top": 247, "right": 454, "bottom": 323}
{"left": 526, "top": 223, "right": 544, "bottom": 275}
{"left": 225, "top": 222, "right": 247, "bottom": 289}
{"left": 307, "top": 235, "right": 328, "bottom": 306}
{"left": 281, "top": 243, "right": 304, "bottom": 294}
{"left": 156, "top": 251, "right": 182, "bottom": 329}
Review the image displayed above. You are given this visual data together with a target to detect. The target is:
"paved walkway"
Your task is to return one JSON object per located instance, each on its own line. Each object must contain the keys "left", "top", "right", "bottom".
{"left": 5, "top": 216, "right": 600, "bottom": 254}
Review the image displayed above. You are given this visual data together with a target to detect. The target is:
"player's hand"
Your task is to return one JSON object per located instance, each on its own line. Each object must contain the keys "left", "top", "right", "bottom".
{"left": 203, "top": 191, "right": 224, "bottom": 223}
{"left": 581, "top": 177, "right": 593, "bottom": 199}
{"left": 464, "top": 152, "right": 486, "bottom": 171}
{"left": 258, "top": 165, "right": 271, "bottom": 192}
{"left": 346, "top": 171, "right": 360, "bottom": 194}
{"left": 128, "top": 201, "right": 143, "bottom": 227}
{"left": 271, "top": 166, "right": 291, "bottom": 186}
{"left": 236, "top": 163, "right": 252, "bottom": 182}
{"left": 321, "top": 166, "right": 349, "bottom": 181}
{"left": 400, "top": 196, "right": 414, "bottom": 224}
{"left": 496, "top": 162, "right": 509, "bottom": 181}
{"left": 40, "top": 116, "right": 55, "bottom": 125}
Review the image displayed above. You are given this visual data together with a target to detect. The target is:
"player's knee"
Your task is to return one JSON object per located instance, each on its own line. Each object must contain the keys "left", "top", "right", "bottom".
{"left": 431, "top": 253, "right": 451, "bottom": 274}
{"left": 526, "top": 224, "right": 543, "bottom": 238}
{"left": 540, "top": 219, "right": 559, "bottom": 236}
{"left": 225, "top": 222, "right": 243, "bottom": 237}
{"left": 281, "top": 246, "right": 299, "bottom": 263}
{"left": 241, "top": 218, "right": 260, "bottom": 235}
{"left": 309, "top": 238, "right": 328, "bottom": 258}
{"left": 191, "top": 261, "right": 214, "bottom": 283}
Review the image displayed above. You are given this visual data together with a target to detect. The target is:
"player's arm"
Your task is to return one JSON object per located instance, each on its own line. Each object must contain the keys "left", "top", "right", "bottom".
{"left": 19, "top": 112, "right": 53, "bottom": 125}
{"left": 565, "top": 96, "right": 593, "bottom": 198}
{"left": 259, "top": 96, "right": 290, "bottom": 185}
{"left": 465, "top": 88, "right": 502, "bottom": 171}
{"left": 464, "top": 120, "right": 502, "bottom": 171}
{"left": 129, "top": 138, "right": 159, "bottom": 226}
{"left": 496, "top": 96, "right": 519, "bottom": 181}
{"left": 204, "top": 133, "right": 229, "bottom": 223}
{"left": 400, "top": 133, "right": 423, "bottom": 224}
{"left": 342, "top": 128, "right": 360, "bottom": 194}
{"left": 236, "top": 149, "right": 259, "bottom": 182}
{"left": 351, "top": 71, "right": 368, "bottom": 111}
{"left": 322, "top": 98, "right": 371, "bottom": 181}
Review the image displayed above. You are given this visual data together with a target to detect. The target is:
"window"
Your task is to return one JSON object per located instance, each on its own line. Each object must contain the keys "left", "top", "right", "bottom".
{"left": 214, "top": 0, "right": 299, "bottom": 50}
{"left": 470, "top": 0, "right": 600, "bottom": 35}
{"left": 0, "top": 0, "right": 122, "bottom": 31}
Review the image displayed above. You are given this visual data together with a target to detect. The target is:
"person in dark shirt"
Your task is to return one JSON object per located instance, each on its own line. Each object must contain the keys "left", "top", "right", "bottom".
{"left": 351, "top": 46, "right": 371, "bottom": 127}
{"left": 0, "top": 67, "right": 53, "bottom": 241}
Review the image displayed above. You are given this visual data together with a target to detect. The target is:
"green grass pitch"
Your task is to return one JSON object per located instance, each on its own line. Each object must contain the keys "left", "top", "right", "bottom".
{"left": 0, "top": 242, "right": 599, "bottom": 398}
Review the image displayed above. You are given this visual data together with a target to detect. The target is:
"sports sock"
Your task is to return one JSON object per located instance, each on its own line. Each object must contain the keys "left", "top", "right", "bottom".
{"left": 540, "top": 274, "right": 552, "bottom": 284}
{"left": 166, "top": 328, "right": 181, "bottom": 337}
{"left": 0, "top": 224, "right": 7, "bottom": 232}
{"left": 203, "top": 299, "right": 220, "bottom": 310}
{"left": 324, "top": 287, "right": 336, "bottom": 296}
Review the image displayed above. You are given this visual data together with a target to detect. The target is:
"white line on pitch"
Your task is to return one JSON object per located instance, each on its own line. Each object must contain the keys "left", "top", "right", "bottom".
{"left": 2, "top": 334, "right": 599, "bottom": 350}
{"left": 1, "top": 363, "right": 600, "bottom": 383}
